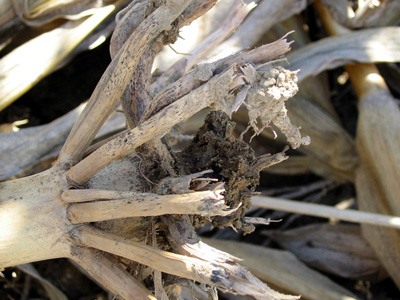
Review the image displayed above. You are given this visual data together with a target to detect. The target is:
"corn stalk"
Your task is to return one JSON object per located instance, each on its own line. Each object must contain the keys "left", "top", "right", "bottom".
{"left": 0, "top": 0, "right": 311, "bottom": 298}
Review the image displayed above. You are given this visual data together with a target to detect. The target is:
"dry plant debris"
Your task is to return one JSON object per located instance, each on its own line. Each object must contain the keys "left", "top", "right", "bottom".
{"left": 0, "top": 0, "right": 308, "bottom": 299}
{"left": 2, "top": 0, "right": 400, "bottom": 299}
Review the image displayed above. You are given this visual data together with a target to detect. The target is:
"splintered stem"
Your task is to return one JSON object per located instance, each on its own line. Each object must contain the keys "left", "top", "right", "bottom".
{"left": 71, "top": 247, "right": 156, "bottom": 300}
{"left": 67, "top": 65, "right": 239, "bottom": 184}
{"left": 165, "top": 216, "right": 298, "bottom": 300}
{"left": 66, "top": 189, "right": 231, "bottom": 224}
{"left": 74, "top": 226, "right": 234, "bottom": 289}
{"left": 183, "top": 0, "right": 256, "bottom": 74}
{"left": 253, "top": 148, "right": 289, "bottom": 172}
{"left": 165, "top": 215, "right": 241, "bottom": 264}
{"left": 58, "top": 0, "right": 193, "bottom": 165}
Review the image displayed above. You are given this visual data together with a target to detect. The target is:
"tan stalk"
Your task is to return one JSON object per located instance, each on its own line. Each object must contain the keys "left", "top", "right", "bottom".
{"left": 71, "top": 248, "right": 156, "bottom": 300}
{"left": 66, "top": 189, "right": 231, "bottom": 223}
{"left": 252, "top": 195, "right": 400, "bottom": 230}
{"left": 206, "top": 0, "right": 308, "bottom": 61}
{"left": 316, "top": 0, "right": 400, "bottom": 287}
{"left": 66, "top": 64, "right": 240, "bottom": 184}
{"left": 0, "top": 1, "right": 308, "bottom": 297}
{"left": 74, "top": 225, "right": 239, "bottom": 289}
{"left": 204, "top": 238, "right": 360, "bottom": 300}
{"left": 154, "top": 0, "right": 256, "bottom": 80}
{"left": 59, "top": 0, "right": 193, "bottom": 164}
{"left": 149, "top": 25, "right": 292, "bottom": 99}
{"left": 75, "top": 225, "right": 299, "bottom": 300}
{"left": 0, "top": 168, "right": 71, "bottom": 268}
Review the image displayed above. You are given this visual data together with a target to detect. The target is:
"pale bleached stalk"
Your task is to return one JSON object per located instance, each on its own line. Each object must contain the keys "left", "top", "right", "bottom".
{"left": 252, "top": 195, "right": 400, "bottom": 230}
{"left": 148, "top": 0, "right": 254, "bottom": 97}
{"left": 182, "top": 0, "right": 256, "bottom": 73}
{"left": 316, "top": 0, "right": 400, "bottom": 288}
{"left": 165, "top": 215, "right": 241, "bottom": 265}
{"left": 149, "top": 33, "right": 292, "bottom": 104}
{"left": 287, "top": 26, "right": 400, "bottom": 82}
{"left": 58, "top": 0, "right": 193, "bottom": 165}
{"left": 71, "top": 247, "right": 156, "bottom": 300}
{"left": 67, "top": 65, "right": 238, "bottom": 184}
{"left": 67, "top": 190, "right": 231, "bottom": 223}
{"left": 75, "top": 226, "right": 297, "bottom": 300}
{"left": 164, "top": 216, "right": 299, "bottom": 300}
{"left": 206, "top": 0, "right": 307, "bottom": 61}
{"left": 62, "top": 189, "right": 142, "bottom": 202}
{"left": 75, "top": 226, "right": 234, "bottom": 288}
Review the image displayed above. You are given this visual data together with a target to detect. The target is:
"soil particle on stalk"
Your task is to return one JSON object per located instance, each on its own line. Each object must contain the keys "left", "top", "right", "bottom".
{"left": 177, "top": 111, "right": 259, "bottom": 234}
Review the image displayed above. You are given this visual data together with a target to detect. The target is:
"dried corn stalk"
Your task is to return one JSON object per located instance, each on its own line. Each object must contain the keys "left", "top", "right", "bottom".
{"left": 0, "top": 0, "right": 310, "bottom": 299}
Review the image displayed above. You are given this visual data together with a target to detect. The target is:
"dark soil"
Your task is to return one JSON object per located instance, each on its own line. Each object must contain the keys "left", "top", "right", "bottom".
{"left": 178, "top": 111, "right": 259, "bottom": 234}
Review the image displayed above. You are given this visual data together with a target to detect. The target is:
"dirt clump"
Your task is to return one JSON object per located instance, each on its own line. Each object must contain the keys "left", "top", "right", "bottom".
{"left": 178, "top": 110, "right": 259, "bottom": 234}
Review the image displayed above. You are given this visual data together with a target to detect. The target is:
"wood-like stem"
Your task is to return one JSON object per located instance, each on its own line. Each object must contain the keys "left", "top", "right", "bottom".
{"left": 66, "top": 189, "right": 232, "bottom": 224}
{"left": 165, "top": 216, "right": 298, "bottom": 300}
{"left": 253, "top": 150, "right": 289, "bottom": 172}
{"left": 252, "top": 195, "right": 400, "bottom": 230}
{"left": 75, "top": 226, "right": 235, "bottom": 289}
{"left": 67, "top": 65, "right": 239, "bottom": 184}
{"left": 149, "top": 35, "right": 292, "bottom": 103}
{"left": 71, "top": 247, "right": 156, "bottom": 300}
{"left": 58, "top": 0, "right": 193, "bottom": 164}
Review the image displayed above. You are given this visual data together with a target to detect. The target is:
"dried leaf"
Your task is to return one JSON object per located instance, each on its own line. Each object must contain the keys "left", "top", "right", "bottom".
{"left": 203, "top": 238, "right": 360, "bottom": 300}
{"left": 207, "top": 0, "right": 308, "bottom": 59}
{"left": 266, "top": 224, "right": 385, "bottom": 281}
{"left": 288, "top": 27, "right": 400, "bottom": 81}
{"left": 321, "top": 0, "right": 400, "bottom": 28}
{"left": 356, "top": 89, "right": 400, "bottom": 288}
{"left": 0, "top": 3, "right": 117, "bottom": 111}
{"left": 12, "top": 0, "right": 112, "bottom": 26}
{"left": 0, "top": 104, "right": 125, "bottom": 180}
{"left": 285, "top": 94, "right": 357, "bottom": 181}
